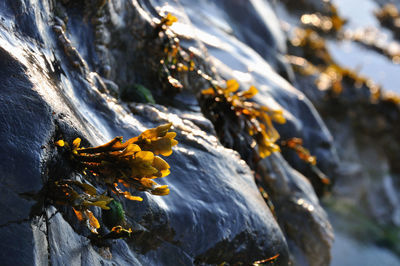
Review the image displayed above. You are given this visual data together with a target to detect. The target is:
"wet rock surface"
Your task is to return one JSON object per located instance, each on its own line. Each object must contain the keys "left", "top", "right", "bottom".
{"left": 258, "top": 153, "right": 333, "bottom": 266}
{"left": 0, "top": 0, "right": 339, "bottom": 265}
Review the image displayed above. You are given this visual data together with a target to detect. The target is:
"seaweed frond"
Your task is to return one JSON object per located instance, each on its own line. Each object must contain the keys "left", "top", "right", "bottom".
{"left": 201, "top": 79, "right": 286, "bottom": 158}
{"left": 52, "top": 123, "right": 178, "bottom": 236}
{"left": 72, "top": 123, "right": 177, "bottom": 201}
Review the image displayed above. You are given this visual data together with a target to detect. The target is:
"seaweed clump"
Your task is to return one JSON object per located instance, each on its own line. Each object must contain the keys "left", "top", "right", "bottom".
{"left": 52, "top": 123, "right": 178, "bottom": 237}
{"left": 375, "top": 4, "right": 400, "bottom": 41}
{"left": 280, "top": 138, "right": 316, "bottom": 165}
{"left": 342, "top": 28, "right": 400, "bottom": 65}
{"left": 201, "top": 79, "right": 286, "bottom": 160}
{"left": 280, "top": 138, "right": 330, "bottom": 186}
{"left": 156, "top": 13, "right": 197, "bottom": 94}
{"left": 287, "top": 10, "right": 400, "bottom": 179}
{"left": 71, "top": 123, "right": 177, "bottom": 200}
{"left": 299, "top": 4, "right": 345, "bottom": 34}
{"left": 159, "top": 36, "right": 196, "bottom": 91}
{"left": 288, "top": 29, "right": 381, "bottom": 100}
{"left": 49, "top": 179, "right": 113, "bottom": 234}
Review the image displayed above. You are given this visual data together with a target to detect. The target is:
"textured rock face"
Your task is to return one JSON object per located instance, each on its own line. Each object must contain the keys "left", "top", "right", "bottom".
{"left": 0, "top": 0, "right": 335, "bottom": 265}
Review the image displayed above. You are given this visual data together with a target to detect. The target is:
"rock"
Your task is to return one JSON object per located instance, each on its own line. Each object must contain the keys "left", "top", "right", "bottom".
{"left": 258, "top": 153, "right": 334, "bottom": 266}
{"left": 0, "top": 45, "right": 53, "bottom": 266}
{"left": 0, "top": 0, "right": 337, "bottom": 265}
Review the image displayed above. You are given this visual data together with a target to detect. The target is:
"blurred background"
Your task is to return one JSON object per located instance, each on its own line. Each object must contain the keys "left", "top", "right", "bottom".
{"left": 272, "top": 0, "right": 400, "bottom": 265}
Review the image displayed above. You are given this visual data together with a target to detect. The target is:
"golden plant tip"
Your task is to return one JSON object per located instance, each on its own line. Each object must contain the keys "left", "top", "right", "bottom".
{"left": 151, "top": 185, "right": 170, "bottom": 196}
{"left": 86, "top": 210, "right": 100, "bottom": 229}
{"left": 160, "top": 169, "right": 171, "bottom": 177}
{"left": 240, "top": 85, "right": 258, "bottom": 99}
{"left": 55, "top": 140, "right": 65, "bottom": 147}
{"left": 201, "top": 87, "right": 215, "bottom": 95}
{"left": 111, "top": 226, "right": 122, "bottom": 233}
{"left": 140, "top": 178, "right": 157, "bottom": 188}
{"left": 253, "top": 254, "right": 280, "bottom": 265}
{"left": 163, "top": 13, "right": 178, "bottom": 26}
{"left": 282, "top": 138, "right": 318, "bottom": 166}
{"left": 153, "top": 156, "right": 170, "bottom": 173}
{"left": 321, "top": 177, "right": 331, "bottom": 185}
{"left": 225, "top": 79, "right": 240, "bottom": 93}
{"left": 166, "top": 131, "right": 177, "bottom": 139}
{"left": 273, "top": 113, "right": 286, "bottom": 124}
{"left": 72, "top": 138, "right": 81, "bottom": 149}
{"left": 111, "top": 226, "right": 132, "bottom": 236}
{"left": 171, "top": 139, "right": 178, "bottom": 146}
{"left": 125, "top": 195, "right": 143, "bottom": 201}
{"left": 73, "top": 208, "right": 84, "bottom": 221}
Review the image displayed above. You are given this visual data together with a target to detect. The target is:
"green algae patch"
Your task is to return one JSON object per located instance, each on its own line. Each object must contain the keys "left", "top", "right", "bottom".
{"left": 120, "top": 84, "right": 156, "bottom": 104}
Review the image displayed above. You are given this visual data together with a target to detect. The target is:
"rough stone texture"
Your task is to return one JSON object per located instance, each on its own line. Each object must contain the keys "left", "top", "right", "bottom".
{"left": 0, "top": 0, "right": 336, "bottom": 265}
